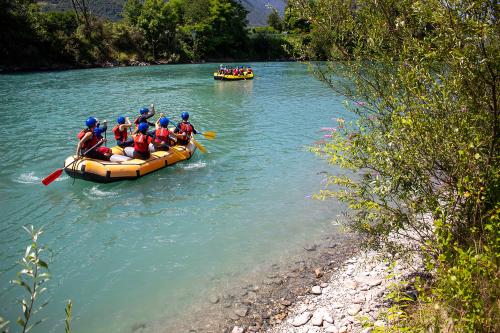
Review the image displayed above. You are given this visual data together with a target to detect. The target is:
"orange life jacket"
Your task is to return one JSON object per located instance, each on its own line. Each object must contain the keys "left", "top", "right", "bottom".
{"left": 113, "top": 125, "right": 128, "bottom": 141}
{"left": 155, "top": 127, "right": 170, "bottom": 144}
{"left": 134, "top": 133, "right": 152, "bottom": 153}
{"left": 77, "top": 128, "right": 98, "bottom": 150}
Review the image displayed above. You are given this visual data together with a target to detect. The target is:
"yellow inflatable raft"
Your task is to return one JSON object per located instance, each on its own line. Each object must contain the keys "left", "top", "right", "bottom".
{"left": 213, "top": 72, "right": 254, "bottom": 81}
{"left": 64, "top": 141, "right": 196, "bottom": 183}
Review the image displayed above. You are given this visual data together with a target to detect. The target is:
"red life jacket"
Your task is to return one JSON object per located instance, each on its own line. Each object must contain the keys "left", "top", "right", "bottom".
{"left": 155, "top": 127, "right": 169, "bottom": 143}
{"left": 134, "top": 133, "right": 151, "bottom": 153}
{"left": 77, "top": 128, "right": 98, "bottom": 150}
{"left": 113, "top": 125, "right": 127, "bottom": 141}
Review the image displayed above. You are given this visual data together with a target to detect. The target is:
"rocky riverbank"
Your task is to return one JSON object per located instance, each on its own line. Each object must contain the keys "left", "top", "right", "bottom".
{"left": 134, "top": 231, "right": 422, "bottom": 333}
{"left": 262, "top": 250, "right": 423, "bottom": 333}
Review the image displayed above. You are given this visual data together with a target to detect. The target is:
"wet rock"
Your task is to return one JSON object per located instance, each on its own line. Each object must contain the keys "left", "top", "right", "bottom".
{"left": 131, "top": 323, "right": 146, "bottom": 332}
{"left": 320, "top": 282, "right": 329, "bottom": 288}
{"left": 347, "top": 304, "right": 361, "bottom": 316}
{"left": 280, "top": 299, "right": 292, "bottom": 307}
{"left": 304, "top": 244, "right": 317, "bottom": 251}
{"left": 234, "top": 305, "right": 249, "bottom": 317}
{"left": 246, "top": 284, "right": 259, "bottom": 292}
{"left": 314, "top": 268, "right": 323, "bottom": 278}
{"left": 209, "top": 295, "right": 220, "bottom": 304}
{"left": 311, "top": 286, "right": 322, "bottom": 295}
{"left": 292, "top": 312, "right": 312, "bottom": 327}
{"left": 228, "top": 311, "right": 240, "bottom": 320}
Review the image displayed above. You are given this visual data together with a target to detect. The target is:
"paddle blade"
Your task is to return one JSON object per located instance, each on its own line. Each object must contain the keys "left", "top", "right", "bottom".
{"left": 202, "top": 131, "right": 216, "bottom": 140}
{"left": 42, "top": 169, "right": 63, "bottom": 186}
{"left": 192, "top": 139, "right": 208, "bottom": 153}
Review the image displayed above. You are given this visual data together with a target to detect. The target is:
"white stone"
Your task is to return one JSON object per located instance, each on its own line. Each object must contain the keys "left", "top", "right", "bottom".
{"left": 231, "top": 326, "right": 244, "bottom": 333}
{"left": 292, "top": 312, "right": 312, "bottom": 327}
{"left": 320, "top": 282, "right": 329, "bottom": 288}
{"left": 346, "top": 281, "right": 357, "bottom": 289}
{"left": 311, "top": 315, "right": 323, "bottom": 326}
{"left": 374, "top": 320, "right": 386, "bottom": 327}
{"left": 331, "top": 302, "right": 343, "bottom": 309}
{"left": 339, "top": 326, "right": 348, "bottom": 333}
{"left": 325, "top": 325, "right": 339, "bottom": 333}
{"left": 347, "top": 304, "right": 361, "bottom": 316}
{"left": 369, "top": 279, "right": 383, "bottom": 288}
{"left": 311, "top": 286, "right": 322, "bottom": 295}
{"left": 323, "top": 312, "right": 334, "bottom": 324}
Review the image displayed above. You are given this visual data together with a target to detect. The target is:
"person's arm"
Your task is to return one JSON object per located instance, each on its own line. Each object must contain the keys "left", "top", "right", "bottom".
{"left": 145, "top": 103, "right": 155, "bottom": 119}
{"left": 173, "top": 122, "right": 181, "bottom": 133}
{"left": 191, "top": 124, "right": 198, "bottom": 135}
{"left": 76, "top": 132, "right": 91, "bottom": 156}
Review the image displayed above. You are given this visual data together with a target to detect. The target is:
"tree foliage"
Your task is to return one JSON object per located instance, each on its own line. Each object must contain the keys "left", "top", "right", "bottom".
{"left": 296, "top": 0, "right": 499, "bottom": 330}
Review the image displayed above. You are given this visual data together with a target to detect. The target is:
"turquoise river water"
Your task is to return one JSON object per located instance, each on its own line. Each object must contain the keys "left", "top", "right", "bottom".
{"left": 0, "top": 63, "right": 351, "bottom": 333}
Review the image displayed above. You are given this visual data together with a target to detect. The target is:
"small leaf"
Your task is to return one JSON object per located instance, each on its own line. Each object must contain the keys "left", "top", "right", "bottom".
{"left": 38, "top": 260, "right": 48, "bottom": 269}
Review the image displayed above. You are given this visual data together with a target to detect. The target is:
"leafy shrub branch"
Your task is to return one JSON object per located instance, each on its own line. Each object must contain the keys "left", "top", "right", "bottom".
{"left": 296, "top": 0, "right": 499, "bottom": 330}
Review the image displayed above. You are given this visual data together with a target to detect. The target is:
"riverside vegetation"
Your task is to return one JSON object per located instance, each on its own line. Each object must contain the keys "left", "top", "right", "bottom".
{"left": 294, "top": 0, "right": 499, "bottom": 331}
{"left": 0, "top": 226, "right": 72, "bottom": 333}
{"left": 0, "top": 0, "right": 309, "bottom": 71}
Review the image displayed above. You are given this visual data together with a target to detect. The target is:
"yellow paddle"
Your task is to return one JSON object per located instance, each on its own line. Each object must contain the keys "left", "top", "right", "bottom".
{"left": 200, "top": 131, "right": 216, "bottom": 140}
{"left": 192, "top": 137, "right": 208, "bottom": 153}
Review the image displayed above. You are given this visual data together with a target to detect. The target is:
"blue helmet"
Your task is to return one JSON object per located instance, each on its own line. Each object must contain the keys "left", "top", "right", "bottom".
{"left": 159, "top": 117, "right": 169, "bottom": 127}
{"left": 138, "top": 122, "right": 149, "bottom": 133}
{"left": 139, "top": 107, "right": 149, "bottom": 115}
{"left": 93, "top": 127, "right": 104, "bottom": 136}
{"left": 181, "top": 112, "right": 189, "bottom": 120}
{"left": 117, "top": 116, "right": 125, "bottom": 124}
{"left": 86, "top": 117, "right": 97, "bottom": 128}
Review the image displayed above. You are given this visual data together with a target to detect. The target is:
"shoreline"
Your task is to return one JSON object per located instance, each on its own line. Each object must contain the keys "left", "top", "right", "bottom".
{"left": 144, "top": 229, "right": 423, "bottom": 333}
{"left": 0, "top": 58, "right": 295, "bottom": 74}
{"left": 137, "top": 231, "right": 362, "bottom": 333}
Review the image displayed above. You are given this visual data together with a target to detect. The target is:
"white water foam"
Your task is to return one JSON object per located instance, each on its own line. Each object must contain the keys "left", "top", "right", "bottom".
{"left": 182, "top": 161, "right": 206, "bottom": 170}
{"left": 15, "top": 172, "right": 40, "bottom": 184}
{"left": 85, "top": 186, "right": 118, "bottom": 199}
{"left": 15, "top": 172, "right": 69, "bottom": 184}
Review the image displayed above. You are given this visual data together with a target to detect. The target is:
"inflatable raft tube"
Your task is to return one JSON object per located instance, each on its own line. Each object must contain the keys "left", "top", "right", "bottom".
{"left": 64, "top": 141, "right": 196, "bottom": 183}
{"left": 213, "top": 72, "right": 254, "bottom": 81}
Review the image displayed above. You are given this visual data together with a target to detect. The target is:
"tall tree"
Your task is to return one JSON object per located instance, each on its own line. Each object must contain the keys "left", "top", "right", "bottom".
{"left": 267, "top": 8, "right": 283, "bottom": 31}
{"left": 122, "top": 0, "right": 143, "bottom": 26}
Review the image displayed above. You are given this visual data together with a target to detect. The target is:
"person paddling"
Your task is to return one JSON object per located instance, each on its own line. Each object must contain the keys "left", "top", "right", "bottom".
{"left": 75, "top": 117, "right": 111, "bottom": 161}
{"left": 93, "top": 126, "right": 113, "bottom": 157}
{"left": 153, "top": 115, "right": 176, "bottom": 151}
{"left": 133, "top": 104, "right": 156, "bottom": 128}
{"left": 173, "top": 112, "right": 198, "bottom": 145}
{"left": 113, "top": 116, "right": 133, "bottom": 147}
{"left": 124, "top": 122, "right": 153, "bottom": 160}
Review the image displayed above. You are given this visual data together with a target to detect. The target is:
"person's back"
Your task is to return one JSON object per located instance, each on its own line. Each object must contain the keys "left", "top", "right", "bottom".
{"left": 133, "top": 104, "right": 156, "bottom": 129}
{"left": 173, "top": 112, "right": 197, "bottom": 145}
{"left": 76, "top": 117, "right": 110, "bottom": 161}
{"left": 153, "top": 116, "right": 174, "bottom": 151}
{"left": 113, "top": 116, "right": 133, "bottom": 147}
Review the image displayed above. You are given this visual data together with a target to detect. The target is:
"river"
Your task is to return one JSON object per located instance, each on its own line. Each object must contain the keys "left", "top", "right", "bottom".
{"left": 0, "top": 62, "right": 351, "bottom": 333}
